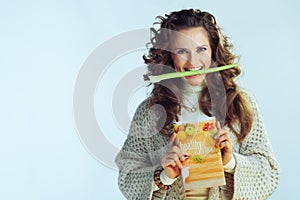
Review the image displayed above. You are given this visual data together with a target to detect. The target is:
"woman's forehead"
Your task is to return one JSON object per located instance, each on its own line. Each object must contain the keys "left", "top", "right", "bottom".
{"left": 171, "top": 27, "right": 210, "bottom": 47}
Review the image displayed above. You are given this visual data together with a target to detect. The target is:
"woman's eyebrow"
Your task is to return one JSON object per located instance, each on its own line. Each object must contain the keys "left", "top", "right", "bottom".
{"left": 173, "top": 45, "right": 209, "bottom": 50}
{"left": 196, "top": 44, "right": 209, "bottom": 48}
{"left": 174, "top": 44, "right": 209, "bottom": 49}
{"left": 174, "top": 47, "right": 188, "bottom": 50}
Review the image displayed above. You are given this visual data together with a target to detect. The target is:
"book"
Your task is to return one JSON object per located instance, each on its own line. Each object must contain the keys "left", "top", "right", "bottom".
{"left": 174, "top": 117, "right": 226, "bottom": 190}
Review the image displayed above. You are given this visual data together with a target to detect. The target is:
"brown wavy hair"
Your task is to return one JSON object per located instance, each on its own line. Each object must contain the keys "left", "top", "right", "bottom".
{"left": 143, "top": 9, "right": 253, "bottom": 142}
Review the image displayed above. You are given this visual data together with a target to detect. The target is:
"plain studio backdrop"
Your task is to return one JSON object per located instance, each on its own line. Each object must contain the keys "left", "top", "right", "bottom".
{"left": 0, "top": 0, "right": 299, "bottom": 199}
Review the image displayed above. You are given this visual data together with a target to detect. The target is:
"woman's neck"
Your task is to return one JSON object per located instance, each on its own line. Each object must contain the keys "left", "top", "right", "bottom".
{"left": 178, "top": 81, "right": 206, "bottom": 122}
{"left": 182, "top": 81, "right": 203, "bottom": 94}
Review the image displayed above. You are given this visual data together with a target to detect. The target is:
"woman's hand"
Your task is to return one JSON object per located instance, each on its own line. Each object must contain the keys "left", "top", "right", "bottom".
{"left": 161, "top": 133, "right": 189, "bottom": 179}
{"left": 214, "top": 121, "right": 233, "bottom": 165}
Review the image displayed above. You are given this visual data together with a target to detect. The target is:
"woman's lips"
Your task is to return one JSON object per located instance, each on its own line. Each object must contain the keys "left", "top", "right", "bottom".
{"left": 185, "top": 74, "right": 201, "bottom": 78}
{"left": 184, "top": 66, "right": 203, "bottom": 71}
{"left": 183, "top": 66, "right": 204, "bottom": 78}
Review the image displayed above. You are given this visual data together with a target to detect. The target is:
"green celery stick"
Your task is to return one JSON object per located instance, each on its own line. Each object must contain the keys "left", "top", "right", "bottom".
{"left": 148, "top": 63, "right": 238, "bottom": 83}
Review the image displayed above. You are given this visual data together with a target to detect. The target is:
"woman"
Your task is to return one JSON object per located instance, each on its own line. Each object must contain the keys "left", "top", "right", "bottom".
{"left": 115, "top": 9, "right": 279, "bottom": 200}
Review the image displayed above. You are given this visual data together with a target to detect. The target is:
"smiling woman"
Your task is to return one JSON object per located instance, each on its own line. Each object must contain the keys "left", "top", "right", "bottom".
{"left": 171, "top": 26, "right": 212, "bottom": 86}
{"left": 115, "top": 8, "right": 280, "bottom": 200}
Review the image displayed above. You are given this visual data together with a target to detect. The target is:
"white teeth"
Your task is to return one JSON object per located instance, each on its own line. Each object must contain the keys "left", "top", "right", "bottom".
{"left": 186, "top": 67, "right": 203, "bottom": 71}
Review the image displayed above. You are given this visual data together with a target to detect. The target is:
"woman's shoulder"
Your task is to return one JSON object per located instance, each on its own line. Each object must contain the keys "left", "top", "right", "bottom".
{"left": 130, "top": 97, "right": 156, "bottom": 127}
{"left": 135, "top": 97, "right": 151, "bottom": 113}
{"left": 240, "top": 88, "right": 255, "bottom": 100}
{"left": 239, "top": 88, "right": 265, "bottom": 128}
{"left": 131, "top": 97, "right": 152, "bottom": 123}
{"left": 239, "top": 88, "right": 259, "bottom": 109}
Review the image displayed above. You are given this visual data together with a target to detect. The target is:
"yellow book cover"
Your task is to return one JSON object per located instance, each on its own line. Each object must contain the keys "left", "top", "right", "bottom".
{"left": 174, "top": 117, "right": 226, "bottom": 190}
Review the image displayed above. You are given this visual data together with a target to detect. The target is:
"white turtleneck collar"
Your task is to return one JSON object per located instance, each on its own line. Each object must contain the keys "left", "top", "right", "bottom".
{"left": 181, "top": 80, "right": 204, "bottom": 94}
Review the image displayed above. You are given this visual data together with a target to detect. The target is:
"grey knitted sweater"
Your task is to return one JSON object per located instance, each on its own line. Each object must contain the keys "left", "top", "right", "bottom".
{"left": 115, "top": 92, "right": 280, "bottom": 200}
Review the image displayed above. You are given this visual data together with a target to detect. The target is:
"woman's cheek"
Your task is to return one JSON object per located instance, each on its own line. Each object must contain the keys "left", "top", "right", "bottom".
{"left": 173, "top": 58, "right": 185, "bottom": 72}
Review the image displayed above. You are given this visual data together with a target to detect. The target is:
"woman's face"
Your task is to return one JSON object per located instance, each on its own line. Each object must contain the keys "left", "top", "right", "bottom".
{"left": 171, "top": 27, "right": 212, "bottom": 86}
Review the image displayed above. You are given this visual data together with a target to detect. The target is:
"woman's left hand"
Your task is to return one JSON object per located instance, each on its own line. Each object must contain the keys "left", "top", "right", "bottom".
{"left": 214, "top": 121, "right": 232, "bottom": 165}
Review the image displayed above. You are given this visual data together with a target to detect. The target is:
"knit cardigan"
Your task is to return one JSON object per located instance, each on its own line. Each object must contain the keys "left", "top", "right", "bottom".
{"left": 115, "top": 92, "right": 280, "bottom": 200}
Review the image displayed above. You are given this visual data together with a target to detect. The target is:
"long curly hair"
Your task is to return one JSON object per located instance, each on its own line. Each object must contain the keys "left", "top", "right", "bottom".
{"left": 143, "top": 9, "right": 253, "bottom": 142}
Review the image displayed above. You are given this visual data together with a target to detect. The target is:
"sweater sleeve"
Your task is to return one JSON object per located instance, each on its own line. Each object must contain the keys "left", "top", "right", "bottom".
{"left": 231, "top": 92, "right": 280, "bottom": 199}
{"left": 115, "top": 99, "right": 168, "bottom": 200}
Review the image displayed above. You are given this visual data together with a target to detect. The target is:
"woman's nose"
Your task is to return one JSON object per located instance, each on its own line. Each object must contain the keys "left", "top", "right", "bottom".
{"left": 188, "top": 52, "right": 202, "bottom": 67}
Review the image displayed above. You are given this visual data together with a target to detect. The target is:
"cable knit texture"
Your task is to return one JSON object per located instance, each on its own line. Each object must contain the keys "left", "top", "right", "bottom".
{"left": 115, "top": 91, "right": 280, "bottom": 200}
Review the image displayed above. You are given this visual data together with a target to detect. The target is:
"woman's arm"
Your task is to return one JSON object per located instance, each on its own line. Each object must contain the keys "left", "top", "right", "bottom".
{"left": 115, "top": 99, "right": 169, "bottom": 199}
{"left": 115, "top": 135, "right": 155, "bottom": 200}
{"left": 231, "top": 92, "right": 280, "bottom": 199}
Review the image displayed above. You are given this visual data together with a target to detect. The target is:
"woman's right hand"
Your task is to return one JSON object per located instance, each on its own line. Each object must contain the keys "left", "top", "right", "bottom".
{"left": 161, "top": 133, "right": 189, "bottom": 179}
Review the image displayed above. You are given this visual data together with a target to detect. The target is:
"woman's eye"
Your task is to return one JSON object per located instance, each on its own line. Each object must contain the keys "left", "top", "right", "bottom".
{"left": 197, "top": 47, "right": 207, "bottom": 52}
{"left": 176, "top": 49, "right": 188, "bottom": 54}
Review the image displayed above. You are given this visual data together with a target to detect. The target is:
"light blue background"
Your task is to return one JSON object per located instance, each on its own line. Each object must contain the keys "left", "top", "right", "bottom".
{"left": 1, "top": 0, "right": 299, "bottom": 199}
